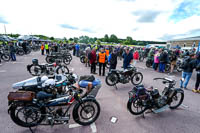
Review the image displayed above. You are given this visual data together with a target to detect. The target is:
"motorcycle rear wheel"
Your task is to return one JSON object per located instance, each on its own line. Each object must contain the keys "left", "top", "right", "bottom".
{"left": 1, "top": 54, "right": 10, "bottom": 61}
{"left": 56, "top": 65, "right": 69, "bottom": 74}
{"left": 10, "top": 104, "right": 45, "bottom": 127}
{"left": 127, "top": 98, "right": 147, "bottom": 115}
{"left": 105, "top": 73, "right": 118, "bottom": 86}
{"left": 29, "top": 64, "right": 43, "bottom": 76}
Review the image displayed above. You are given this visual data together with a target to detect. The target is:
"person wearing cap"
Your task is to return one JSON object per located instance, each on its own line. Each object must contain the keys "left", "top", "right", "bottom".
{"left": 108, "top": 49, "right": 118, "bottom": 71}
{"left": 122, "top": 47, "right": 133, "bottom": 69}
{"left": 97, "top": 48, "right": 107, "bottom": 76}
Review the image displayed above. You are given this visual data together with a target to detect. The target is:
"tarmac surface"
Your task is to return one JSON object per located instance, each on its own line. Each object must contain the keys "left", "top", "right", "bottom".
{"left": 0, "top": 51, "right": 200, "bottom": 133}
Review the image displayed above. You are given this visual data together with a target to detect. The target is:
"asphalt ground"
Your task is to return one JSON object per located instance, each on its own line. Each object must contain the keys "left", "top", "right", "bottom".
{"left": 0, "top": 51, "right": 200, "bottom": 133}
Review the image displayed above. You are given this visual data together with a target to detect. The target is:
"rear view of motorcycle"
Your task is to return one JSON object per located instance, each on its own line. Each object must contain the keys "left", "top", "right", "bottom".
{"left": 127, "top": 78, "right": 184, "bottom": 116}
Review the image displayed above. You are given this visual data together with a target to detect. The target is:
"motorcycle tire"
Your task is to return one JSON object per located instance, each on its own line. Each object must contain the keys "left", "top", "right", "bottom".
{"left": 56, "top": 65, "right": 69, "bottom": 74}
{"left": 131, "top": 72, "right": 143, "bottom": 85}
{"left": 63, "top": 57, "right": 71, "bottom": 65}
{"left": 17, "top": 50, "right": 25, "bottom": 56}
{"left": 10, "top": 104, "right": 45, "bottom": 127}
{"left": 73, "top": 98, "right": 100, "bottom": 126}
{"left": 176, "top": 65, "right": 182, "bottom": 72}
{"left": 105, "top": 73, "right": 118, "bottom": 86}
{"left": 145, "top": 61, "right": 152, "bottom": 68}
{"left": 1, "top": 53, "right": 10, "bottom": 61}
{"left": 127, "top": 98, "right": 147, "bottom": 115}
{"left": 80, "top": 56, "right": 86, "bottom": 63}
{"left": 28, "top": 64, "right": 43, "bottom": 76}
{"left": 46, "top": 56, "right": 55, "bottom": 64}
{"left": 169, "top": 92, "right": 184, "bottom": 109}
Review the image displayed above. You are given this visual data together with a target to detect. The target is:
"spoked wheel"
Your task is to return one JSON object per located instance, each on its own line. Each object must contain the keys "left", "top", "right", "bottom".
{"left": 63, "top": 58, "right": 71, "bottom": 65}
{"left": 80, "top": 56, "right": 86, "bottom": 63}
{"left": 29, "top": 65, "right": 42, "bottom": 76}
{"left": 145, "top": 60, "right": 152, "bottom": 68}
{"left": 10, "top": 105, "right": 45, "bottom": 127}
{"left": 17, "top": 50, "right": 25, "bottom": 56}
{"left": 127, "top": 98, "right": 146, "bottom": 115}
{"left": 73, "top": 99, "right": 100, "bottom": 126}
{"left": 56, "top": 66, "right": 69, "bottom": 74}
{"left": 105, "top": 74, "right": 118, "bottom": 86}
{"left": 131, "top": 72, "right": 143, "bottom": 85}
{"left": 45, "top": 56, "right": 55, "bottom": 64}
{"left": 1, "top": 54, "right": 10, "bottom": 61}
{"left": 169, "top": 92, "right": 184, "bottom": 109}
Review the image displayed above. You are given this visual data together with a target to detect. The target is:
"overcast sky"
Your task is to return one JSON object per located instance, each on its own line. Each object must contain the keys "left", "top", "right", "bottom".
{"left": 0, "top": 0, "right": 200, "bottom": 41}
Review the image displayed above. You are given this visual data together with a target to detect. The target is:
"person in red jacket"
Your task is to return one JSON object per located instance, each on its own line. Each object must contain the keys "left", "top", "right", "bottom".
{"left": 133, "top": 50, "right": 139, "bottom": 66}
{"left": 89, "top": 48, "right": 97, "bottom": 74}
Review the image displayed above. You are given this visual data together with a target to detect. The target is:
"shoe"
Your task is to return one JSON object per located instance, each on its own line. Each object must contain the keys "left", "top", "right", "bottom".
{"left": 183, "top": 87, "right": 188, "bottom": 90}
{"left": 93, "top": 73, "right": 97, "bottom": 74}
{"left": 192, "top": 89, "right": 198, "bottom": 93}
{"left": 197, "top": 90, "right": 200, "bottom": 93}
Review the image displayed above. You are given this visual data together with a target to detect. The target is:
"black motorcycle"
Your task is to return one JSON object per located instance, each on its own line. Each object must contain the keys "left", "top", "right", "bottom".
{"left": 105, "top": 66, "right": 143, "bottom": 87}
{"left": 8, "top": 89, "right": 100, "bottom": 128}
{"left": 127, "top": 78, "right": 184, "bottom": 116}
{"left": 27, "top": 59, "right": 69, "bottom": 76}
{"left": 46, "top": 52, "right": 72, "bottom": 65}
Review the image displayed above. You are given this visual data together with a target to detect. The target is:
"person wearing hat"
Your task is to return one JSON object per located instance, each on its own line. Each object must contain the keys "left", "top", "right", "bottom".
{"left": 108, "top": 49, "right": 118, "bottom": 71}
{"left": 97, "top": 48, "right": 107, "bottom": 76}
{"left": 122, "top": 47, "right": 133, "bottom": 69}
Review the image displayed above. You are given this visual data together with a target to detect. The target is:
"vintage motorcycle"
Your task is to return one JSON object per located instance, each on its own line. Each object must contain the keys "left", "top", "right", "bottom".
{"left": 105, "top": 66, "right": 143, "bottom": 87}
{"left": 8, "top": 88, "right": 101, "bottom": 128}
{"left": 127, "top": 78, "right": 184, "bottom": 116}
{"left": 27, "top": 59, "right": 69, "bottom": 76}
{"left": 0, "top": 49, "right": 10, "bottom": 61}
{"left": 46, "top": 52, "right": 72, "bottom": 65}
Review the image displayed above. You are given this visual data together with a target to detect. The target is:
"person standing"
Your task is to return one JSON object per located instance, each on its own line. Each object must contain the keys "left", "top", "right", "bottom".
{"left": 41, "top": 43, "right": 44, "bottom": 55}
{"left": 85, "top": 47, "right": 91, "bottom": 67}
{"left": 170, "top": 50, "right": 177, "bottom": 74}
{"left": 123, "top": 47, "right": 133, "bottom": 69}
{"left": 45, "top": 43, "right": 49, "bottom": 55}
{"left": 98, "top": 48, "right": 107, "bottom": 76}
{"left": 75, "top": 44, "right": 80, "bottom": 57}
{"left": 105, "top": 48, "right": 109, "bottom": 57}
{"left": 193, "top": 52, "right": 200, "bottom": 93}
{"left": 73, "top": 43, "right": 76, "bottom": 56}
{"left": 180, "top": 54, "right": 196, "bottom": 89}
{"left": 9, "top": 42, "right": 16, "bottom": 61}
{"left": 108, "top": 49, "right": 118, "bottom": 71}
{"left": 22, "top": 41, "right": 27, "bottom": 54}
{"left": 159, "top": 50, "right": 168, "bottom": 73}
{"left": 133, "top": 50, "right": 139, "bottom": 66}
{"left": 153, "top": 51, "right": 160, "bottom": 71}
{"left": 89, "top": 48, "right": 97, "bottom": 74}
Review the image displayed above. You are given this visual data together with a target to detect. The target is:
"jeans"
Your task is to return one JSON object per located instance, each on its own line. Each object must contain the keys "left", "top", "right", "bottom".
{"left": 159, "top": 63, "right": 165, "bottom": 72}
{"left": 10, "top": 52, "right": 16, "bottom": 61}
{"left": 180, "top": 72, "right": 192, "bottom": 88}
{"left": 76, "top": 50, "right": 79, "bottom": 57}
{"left": 195, "top": 73, "right": 200, "bottom": 90}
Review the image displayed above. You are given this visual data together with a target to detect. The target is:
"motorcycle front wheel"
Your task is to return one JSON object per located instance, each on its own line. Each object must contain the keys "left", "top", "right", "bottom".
{"left": 73, "top": 98, "right": 100, "bottom": 126}
{"left": 169, "top": 92, "right": 184, "bottom": 109}
{"left": 17, "top": 49, "right": 25, "bottom": 56}
{"left": 63, "top": 58, "right": 71, "bottom": 65}
{"left": 56, "top": 65, "right": 69, "bottom": 74}
{"left": 29, "top": 64, "right": 42, "bottom": 76}
{"left": 127, "top": 98, "right": 147, "bottom": 115}
{"left": 105, "top": 73, "right": 118, "bottom": 86}
{"left": 131, "top": 72, "right": 143, "bottom": 85}
{"left": 145, "top": 60, "right": 152, "bottom": 68}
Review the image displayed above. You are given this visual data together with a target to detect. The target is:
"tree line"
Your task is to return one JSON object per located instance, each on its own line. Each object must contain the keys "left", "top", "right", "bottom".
{"left": 1, "top": 33, "right": 166, "bottom": 46}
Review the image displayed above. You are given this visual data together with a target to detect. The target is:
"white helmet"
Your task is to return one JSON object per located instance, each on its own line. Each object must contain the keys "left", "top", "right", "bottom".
{"left": 42, "top": 79, "right": 55, "bottom": 87}
{"left": 41, "top": 76, "right": 48, "bottom": 82}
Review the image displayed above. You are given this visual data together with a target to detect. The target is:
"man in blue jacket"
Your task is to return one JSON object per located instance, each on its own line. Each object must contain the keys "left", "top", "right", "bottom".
{"left": 75, "top": 44, "right": 80, "bottom": 57}
{"left": 123, "top": 47, "right": 133, "bottom": 69}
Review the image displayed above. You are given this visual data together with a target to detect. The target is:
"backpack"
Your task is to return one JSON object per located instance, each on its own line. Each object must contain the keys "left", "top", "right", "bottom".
{"left": 88, "top": 52, "right": 92, "bottom": 60}
{"left": 79, "top": 75, "right": 95, "bottom": 82}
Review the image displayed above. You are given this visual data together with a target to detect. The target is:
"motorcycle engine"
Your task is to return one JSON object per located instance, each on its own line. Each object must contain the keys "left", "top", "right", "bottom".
{"left": 151, "top": 89, "right": 167, "bottom": 108}
{"left": 119, "top": 74, "right": 129, "bottom": 84}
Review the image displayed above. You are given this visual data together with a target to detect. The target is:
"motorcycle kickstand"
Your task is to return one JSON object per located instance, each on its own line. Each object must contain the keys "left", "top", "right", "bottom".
{"left": 29, "top": 127, "right": 34, "bottom": 133}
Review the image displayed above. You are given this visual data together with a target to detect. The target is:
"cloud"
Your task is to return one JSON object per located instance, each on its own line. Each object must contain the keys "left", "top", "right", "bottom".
{"left": 0, "top": 16, "right": 8, "bottom": 24}
{"left": 132, "top": 10, "right": 162, "bottom": 23}
{"left": 81, "top": 28, "right": 96, "bottom": 33}
{"left": 59, "top": 24, "right": 78, "bottom": 30}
